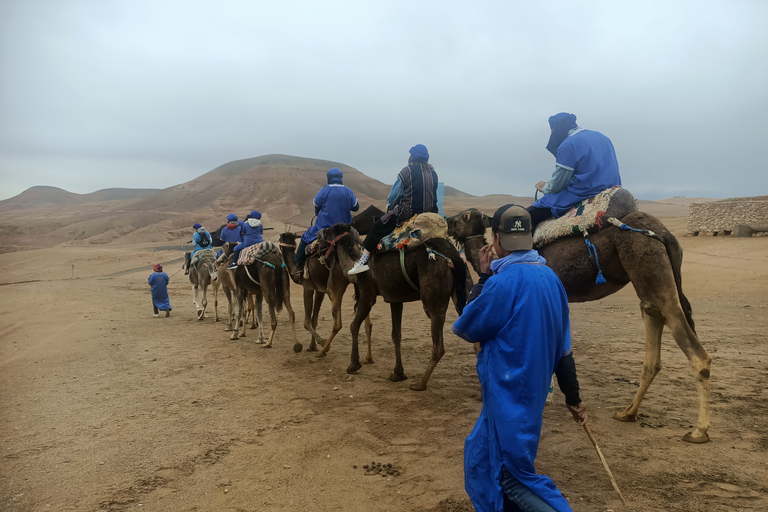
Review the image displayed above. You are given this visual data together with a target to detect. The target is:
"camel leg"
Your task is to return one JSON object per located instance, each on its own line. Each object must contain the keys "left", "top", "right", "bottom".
{"left": 283, "top": 272, "right": 302, "bottom": 353}
{"left": 198, "top": 286, "right": 207, "bottom": 320}
{"left": 254, "top": 292, "right": 266, "bottom": 344}
{"left": 308, "top": 290, "right": 325, "bottom": 350}
{"left": 318, "top": 290, "right": 345, "bottom": 357}
{"left": 410, "top": 306, "right": 447, "bottom": 391}
{"left": 667, "top": 307, "right": 711, "bottom": 443}
{"left": 303, "top": 288, "right": 323, "bottom": 352}
{"left": 363, "top": 314, "right": 374, "bottom": 364}
{"left": 348, "top": 294, "right": 375, "bottom": 374}
{"left": 615, "top": 304, "right": 663, "bottom": 422}
{"left": 223, "top": 288, "right": 234, "bottom": 331}
{"left": 249, "top": 295, "right": 258, "bottom": 329}
{"left": 230, "top": 287, "right": 245, "bottom": 340}
{"left": 264, "top": 299, "right": 278, "bottom": 348}
{"left": 192, "top": 285, "right": 200, "bottom": 311}
{"left": 389, "top": 302, "right": 407, "bottom": 382}
{"left": 213, "top": 281, "right": 220, "bottom": 322}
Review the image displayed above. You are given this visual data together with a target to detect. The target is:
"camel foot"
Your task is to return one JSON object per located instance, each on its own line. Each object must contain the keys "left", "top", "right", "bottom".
{"left": 262, "top": 344, "right": 272, "bottom": 349}
{"left": 409, "top": 381, "right": 427, "bottom": 391}
{"left": 316, "top": 351, "right": 328, "bottom": 358}
{"left": 307, "top": 344, "right": 318, "bottom": 352}
{"left": 363, "top": 358, "right": 374, "bottom": 365}
{"left": 224, "top": 324, "right": 233, "bottom": 332}
{"left": 197, "top": 310, "right": 204, "bottom": 318}
{"left": 682, "top": 430, "right": 710, "bottom": 444}
{"left": 229, "top": 332, "right": 239, "bottom": 340}
{"left": 249, "top": 324, "right": 258, "bottom": 330}
{"left": 347, "top": 362, "right": 362, "bottom": 374}
{"left": 613, "top": 411, "right": 637, "bottom": 423}
{"left": 214, "top": 318, "right": 220, "bottom": 323}
{"left": 293, "top": 343, "right": 303, "bottom": 353}
{"left": 389, "top": 372, "right": 407, "bottom": 383}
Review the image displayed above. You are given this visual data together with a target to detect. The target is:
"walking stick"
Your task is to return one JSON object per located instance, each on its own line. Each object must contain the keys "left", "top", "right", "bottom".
{"left": 583, "top": 424, "right": 628, "bottom": 506}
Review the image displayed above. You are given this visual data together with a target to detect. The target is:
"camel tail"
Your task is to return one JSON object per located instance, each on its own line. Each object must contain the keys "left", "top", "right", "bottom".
{"left": 662, "top": 231, "right": 695, "bottom": 334}
{"left": 273, "top": 267, "right": 284, "bottom": 313}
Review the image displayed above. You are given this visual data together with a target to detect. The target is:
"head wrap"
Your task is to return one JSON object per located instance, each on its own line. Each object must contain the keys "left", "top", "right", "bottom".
{"left": 226, "top": 213, "right": 238, "bottom": 222}
{"left": 226, "top": 222, "right": 238, "bottom": 229}
{"left": 327, "top": 167, "right": 343, "bottom": 185}
{"left": 249, "top": 210, "right": 262, "bottom": 219}
{"left": 193, "top": 223, "right": 202, "bottom": 229}
{"left": 153, "top": 264, "right": 163, "bottom": 272}
{"left": 409, "top": 144, "right": 430, "bottom": 163}
{"left": 546, "top": 113, "right": 578, "bottom": 156}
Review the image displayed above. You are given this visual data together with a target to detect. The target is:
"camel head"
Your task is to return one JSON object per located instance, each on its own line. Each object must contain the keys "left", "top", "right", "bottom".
{"left": 220, "top": 241, "right": 238, "bottom": 256}
{"left": 450, "top": 209, "right": 490, "bottom": 243}
{"left": 278, "top": 231, "right": 300, "bottom": 247}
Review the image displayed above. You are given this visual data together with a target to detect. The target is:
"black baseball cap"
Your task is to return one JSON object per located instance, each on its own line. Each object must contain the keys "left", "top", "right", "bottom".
{"left": 491, "top": 204, "right": 533, "bottom": 252}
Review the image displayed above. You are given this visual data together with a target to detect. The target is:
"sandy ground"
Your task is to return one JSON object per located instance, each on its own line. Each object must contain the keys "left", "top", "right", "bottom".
{"left": 1, "top": 216, "right": 767, "bottom": 512}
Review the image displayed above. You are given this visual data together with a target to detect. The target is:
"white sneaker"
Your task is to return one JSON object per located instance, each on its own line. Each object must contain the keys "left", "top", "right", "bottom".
{"left": 348, "top": 261, "right": 370, "bottom": 275}
{"left": 153, "top": 314, "right": 159, "bottom": 318}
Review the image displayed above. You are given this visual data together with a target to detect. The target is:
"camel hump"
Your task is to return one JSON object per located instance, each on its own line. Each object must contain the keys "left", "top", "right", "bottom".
{"left": 533, "top": 186, "right": 638, "bottom": 248}
{"left": 377, "top": 213, "right": 449, "bottom": 252}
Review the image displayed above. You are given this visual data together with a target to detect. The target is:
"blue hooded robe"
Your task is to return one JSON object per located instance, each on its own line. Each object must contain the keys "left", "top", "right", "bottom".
{"left": 148, "top": 272, "right": 172, "bottom": 311}
{"left": 452, "top": 256, "right": 573, "bottom": 512}
{"left": 532, "top": 113, "right": 621, "bottom": 217}
{"left": 301, "top": 168, "right": 359, "bottom": 244}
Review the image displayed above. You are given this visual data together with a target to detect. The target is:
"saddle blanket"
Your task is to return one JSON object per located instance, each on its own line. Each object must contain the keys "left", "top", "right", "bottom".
{"left": 533, "top": 186, "right": 638, "bottom": 248}
{"left": 378, "top": 213, "right": 448, "bottom": 251}
{"left": 237, "top": 241, "right": 279, "bottom": 266}
{"left": 191, "top": 248, "right": 216, "bottom": 265}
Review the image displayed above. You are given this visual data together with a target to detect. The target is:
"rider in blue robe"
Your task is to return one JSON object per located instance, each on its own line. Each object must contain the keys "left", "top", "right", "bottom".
{"left": 228, "top": 211, "right": 264, "bottom": 269}
{"left": 528, "top": 113, "right": 621, "bottom": 230}
{"left": 295, "top": 168, "right": 359, "bottom": 268}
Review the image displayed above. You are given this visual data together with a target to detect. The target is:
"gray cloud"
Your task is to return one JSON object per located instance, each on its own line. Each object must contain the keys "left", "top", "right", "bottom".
{"left": 1, "top": 0, "right": 766, "bottom": 200}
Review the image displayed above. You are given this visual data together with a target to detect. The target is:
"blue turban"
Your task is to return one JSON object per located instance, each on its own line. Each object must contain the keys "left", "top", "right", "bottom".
{"left": 193, "top": 223, "right": 202, "bottom": 229}
{"left": 409, "top": 144, "right": 430, "bottom": 163}
{"left": 226, "top": 213, "right": 238, "bottom": 222}
{"left": 546, "top": 113, "right": 578, "bottom": 156}
{"left": 327, "top": 167, "right": 343, "bottom": 184}
{"left": 249, "top": 210, "right": 262, "bottom": 219}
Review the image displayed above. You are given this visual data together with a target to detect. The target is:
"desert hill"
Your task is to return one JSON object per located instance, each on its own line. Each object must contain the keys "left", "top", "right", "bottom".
{"left": 0, "top": 185, "right": 159, "bottom": 210}
{"left": 0, "top": 153, "right": 717, "bottom": 253}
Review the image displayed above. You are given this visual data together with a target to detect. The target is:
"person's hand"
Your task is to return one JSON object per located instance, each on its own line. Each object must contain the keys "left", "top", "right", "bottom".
{"left": 567, "top": 403, "right": 588, "bottom": 425}
{"left": 535, "top": 180, "right": 548, "bottom": 192}
{"left": 478, "top": 244, "right": 496, "bottom": 274}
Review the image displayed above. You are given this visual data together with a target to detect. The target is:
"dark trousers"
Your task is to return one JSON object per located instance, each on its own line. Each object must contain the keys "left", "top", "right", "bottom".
{"left": 153, "top": 303, "right": 159, "bottom": 315}
{"left": 526, "top": 206, "right": 554, "bottom": 233}
{"left": 295, "top": 239, "right": 308, "bottom": 266}
{"left": 500, "top": 466, "right": 558, "bottom": 512}
{"left": 363, "top": 215, "right": 398, "bottom": 253}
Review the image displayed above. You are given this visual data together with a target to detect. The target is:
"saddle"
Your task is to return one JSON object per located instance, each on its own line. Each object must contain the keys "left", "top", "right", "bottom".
{"left": 191, "top": 248, "right": 216, "bottom": 265}
{"left": 533, "top": 186, "right": 638, "bottom": 248}
{"left": 237, "top": 242, "right": 279, "bottom": 266}
{"left": 377, "top": 213, "right": 449, "bottom": 252}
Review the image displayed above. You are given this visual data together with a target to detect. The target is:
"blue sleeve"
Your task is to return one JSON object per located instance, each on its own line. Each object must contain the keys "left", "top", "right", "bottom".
{"left": 193, "top": 232, "right": 201, "bottom": 244}
{"left": 542, "top": 165, "right": 575, "bottom": 194}
{"left": 314, "top": 187, "right": 327, "bottom": 215}
{"left": 148, "top": 274, "right": 154, "bottom": 286}
{"left": 348, "top": 188, "right": 359, "bottom": 212}
{"left": 387, "top": 177, "right": 404, "bottom": 211}
{"left": 451, "top": 278, "right": 511, "bottom": 343}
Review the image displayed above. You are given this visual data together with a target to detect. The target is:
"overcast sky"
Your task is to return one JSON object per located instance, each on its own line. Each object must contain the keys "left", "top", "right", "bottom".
{"left": 1, "top": 0, "right": 766, "bottom": 201}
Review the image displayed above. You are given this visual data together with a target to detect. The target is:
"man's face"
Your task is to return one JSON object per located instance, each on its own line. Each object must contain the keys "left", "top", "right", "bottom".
{"left": 491, "top": 232, "right": 503, "bottom": 258}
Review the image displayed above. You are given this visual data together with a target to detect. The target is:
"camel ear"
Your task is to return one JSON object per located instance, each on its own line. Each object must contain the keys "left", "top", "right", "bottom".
{"left": 482, "top": 214, "right": 492, "bottom": 228}
{"left": 463, "top": 211, "right": 471, "bottom": 222}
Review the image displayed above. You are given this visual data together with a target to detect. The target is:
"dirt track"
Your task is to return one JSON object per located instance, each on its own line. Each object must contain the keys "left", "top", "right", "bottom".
{"left": 1, "top": 217, "right": 767, "bottom": 512}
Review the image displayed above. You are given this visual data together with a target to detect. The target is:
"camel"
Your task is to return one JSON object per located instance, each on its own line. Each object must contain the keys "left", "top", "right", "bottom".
{"left": 332, "top": 223, "right": 468, "bottom": 390}
{"left": 214, "top": 243, "right": 257, "bottom": 333}
{"left": 351, "top": 205, "right": 386, "bottom": 235}
{"left": 219, "top": 242, "right": 301, "bottom": 351}
{"left": 187, "top": 248, "right": 219, "bottom": 321}
{"left": 279, "top": 229, "right": 373, "bottom": 361}
{"left": 450, "top": 208, "right": 712, "bottom": 443}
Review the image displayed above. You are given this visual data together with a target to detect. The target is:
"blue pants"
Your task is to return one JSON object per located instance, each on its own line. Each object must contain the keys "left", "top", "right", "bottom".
{"left": 295, "top": 239, "right": 308, "bottom": 266}
{"left": 500, "top": 466, "right": 559, "bottom": 512}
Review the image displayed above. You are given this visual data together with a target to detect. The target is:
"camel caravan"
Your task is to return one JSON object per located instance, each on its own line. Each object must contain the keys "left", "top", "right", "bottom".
{"left": 172, "top": 135, "right": 710, "bottom": 447}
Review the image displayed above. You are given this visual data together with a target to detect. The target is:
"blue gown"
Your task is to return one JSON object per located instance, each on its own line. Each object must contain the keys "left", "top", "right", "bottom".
{"left": 452, "top": 258, "right": 572, "bottom": 512}
{"left": 301, "top": 184, "right": 359, "bottom": 244}
{"left": 532, "top": 129, "right": 620, "bottom": 217}
{"left": 148, "top": 272, "right": 172, "bottom": 311}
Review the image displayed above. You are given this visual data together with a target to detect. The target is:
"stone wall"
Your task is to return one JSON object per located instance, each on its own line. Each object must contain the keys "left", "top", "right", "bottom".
{"left": 687, "top": 199, "right": 768, "bottom": 236}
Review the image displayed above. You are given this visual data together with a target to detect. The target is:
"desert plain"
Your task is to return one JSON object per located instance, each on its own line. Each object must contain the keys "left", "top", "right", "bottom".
{"left": 1, "top": 158, "right": 767, "bottom": 512}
